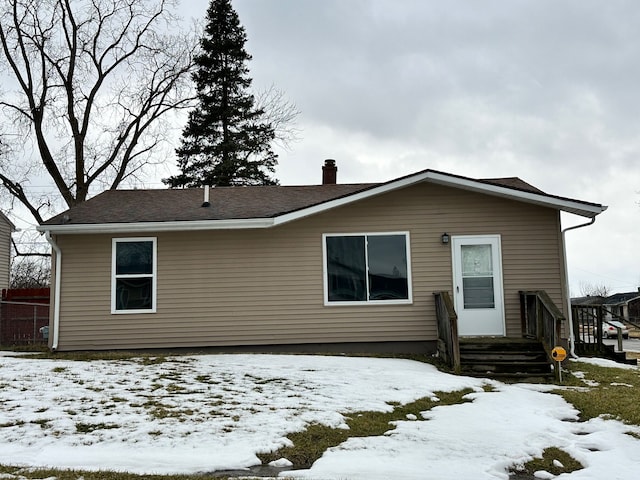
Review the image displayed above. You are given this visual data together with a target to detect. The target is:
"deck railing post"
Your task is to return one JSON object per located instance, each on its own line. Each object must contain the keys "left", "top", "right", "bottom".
{"left": 596, "top": 306, "right": 603, "bottom": 352}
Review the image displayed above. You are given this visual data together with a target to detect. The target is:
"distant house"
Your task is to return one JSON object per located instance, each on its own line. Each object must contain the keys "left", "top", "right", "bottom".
{"left": 571, "top": 291, "right": 640, "bottom": 324}
{"left": 37, "top": 161, "right": 606, "bottom": 352}
{"left": 0, "top": 212, "right": 15, "bottom": 291}
{"left": 603, "top": 291, "right": 640, "bottom": 323}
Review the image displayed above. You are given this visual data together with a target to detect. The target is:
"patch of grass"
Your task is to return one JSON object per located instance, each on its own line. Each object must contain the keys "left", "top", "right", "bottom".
{"left": 195, "top": 375, "right": 217, "bottom": 384}
{"left": 143, "top": 399, "right": 195, "bottom": 420}
{"left": 166, "top": 383, "right": 187, "bottom": 393}
{"left": 244, "top": 373, "right": 287, "bottom": 385}
{"left": 0, "top": 344, "right": 48, "bottom": 353}
{"left": 75, "top": 422, "right": 120, "bottom": 433}
{"left": 0, "top": 465, "right": 237, "bottom": 480}
{"left": 512, "top": 447, "right": 583, "bottom": 477}
{"left": 51, "top": 366, "right": 67, "bottom": 373}
{"left": 30, "top": 351, "right": 141, "bottom": 361}
{"left": 561, "top": 361, "right": 640, "bottom": 424}
{"left": 30, "top": 419, "right": 51, "bottom": 429}
{"left": 138, "top": 356, "right": 168, "bottom": 365}
{"left": 23, "top": 350, "right": 175, "bottom": 366}
{"left": 257, "top": 388, "right": 474, "bottom": 469}
{"left": 0, "top": 421, "right": 25, "bottom": 428}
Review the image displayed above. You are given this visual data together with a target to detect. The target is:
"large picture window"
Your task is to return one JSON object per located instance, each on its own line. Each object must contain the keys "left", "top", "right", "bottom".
{"left": 112, "top": 238, "right": 157, "bottom": 313}
{"left": 323, "top": 233, "right": 411, "bottom": 304}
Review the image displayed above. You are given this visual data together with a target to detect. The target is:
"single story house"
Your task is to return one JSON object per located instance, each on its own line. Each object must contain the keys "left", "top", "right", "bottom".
{"left": 602, "top": 291, "right": 640, "bottom": 323}
{"left": 573, "top": 291, "right": 640, "bottom": 324}
{"left": 37, "top": 161, "right": 606, "bottom": 352}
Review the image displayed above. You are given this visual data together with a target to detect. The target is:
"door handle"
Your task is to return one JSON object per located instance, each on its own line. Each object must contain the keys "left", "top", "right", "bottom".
{"left": 456, "top": 286, "right": 459, "bottom": 293}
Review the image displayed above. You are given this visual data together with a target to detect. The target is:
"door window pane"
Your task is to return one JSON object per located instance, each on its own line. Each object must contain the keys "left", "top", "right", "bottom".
{"left": 461, "top": 244, "right": 492, "bottom": 276}
{"left": 461, "top": 244, "right": 494, "bottom": 309}
{"left": 463, "top": 277, "right": 495, "bottom": 309}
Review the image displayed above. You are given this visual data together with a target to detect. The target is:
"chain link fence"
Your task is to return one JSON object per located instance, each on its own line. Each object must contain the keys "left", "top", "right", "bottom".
{"left": 0, "top": 300, "right": 50, "bottom": 346}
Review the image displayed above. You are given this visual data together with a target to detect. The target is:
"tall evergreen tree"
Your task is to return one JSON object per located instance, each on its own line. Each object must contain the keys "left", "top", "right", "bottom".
{"left": 165, "top": 0, "right": 278, "bottom": 187}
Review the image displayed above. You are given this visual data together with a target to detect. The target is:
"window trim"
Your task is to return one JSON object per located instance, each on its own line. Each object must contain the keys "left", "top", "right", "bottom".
{"left": 322, "top": 232, "right": 413, "bottom": 306}
{"left": 111, "top": 237, "right": 157, "bottom": 314}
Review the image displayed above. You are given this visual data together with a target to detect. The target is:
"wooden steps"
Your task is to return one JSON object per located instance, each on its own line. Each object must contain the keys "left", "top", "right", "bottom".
{"left": 601, "top": 344, "right": 638, "bottom": 365}
{"left": 459, "top": 338, "right": 553, "bottom": 378}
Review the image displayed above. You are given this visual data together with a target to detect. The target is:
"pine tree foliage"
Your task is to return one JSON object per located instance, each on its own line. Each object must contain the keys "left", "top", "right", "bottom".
{"left": 166, "top": 0, "right": 278, "bottom": 187}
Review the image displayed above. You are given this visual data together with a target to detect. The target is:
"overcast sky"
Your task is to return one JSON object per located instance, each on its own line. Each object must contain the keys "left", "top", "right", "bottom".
{"left": 174, "top": 0, "right": 640, "bottom": 295}
{"left": 4, "top": 0, "right": 638, "bottom": 296}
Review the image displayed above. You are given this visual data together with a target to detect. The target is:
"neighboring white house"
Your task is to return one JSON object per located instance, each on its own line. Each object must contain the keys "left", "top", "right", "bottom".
{"left": 0, "top": 212, "right": 15, "bottom": 291}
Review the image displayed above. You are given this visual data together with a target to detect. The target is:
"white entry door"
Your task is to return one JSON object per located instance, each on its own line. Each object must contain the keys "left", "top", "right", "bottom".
{"left": 452, "top": 235, "right": 505, "bottom": 336}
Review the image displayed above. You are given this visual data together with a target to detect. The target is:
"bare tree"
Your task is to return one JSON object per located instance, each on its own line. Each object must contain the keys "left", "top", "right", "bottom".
{"left": 579, "top": 281, "right": 611, "bottom": 298}
{"left": 10, "top": 255, "right": 50, "bottom": 288}
{"left": 254, "top": 85, "right": 301, "bottom": 150}
{"left": 0, "top": 0, "right": 197, "bottom": 224}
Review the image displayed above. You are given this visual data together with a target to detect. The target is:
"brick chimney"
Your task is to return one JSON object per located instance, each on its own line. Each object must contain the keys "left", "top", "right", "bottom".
{"left": 322, "top": 159, "right": 337, "bottom": 185}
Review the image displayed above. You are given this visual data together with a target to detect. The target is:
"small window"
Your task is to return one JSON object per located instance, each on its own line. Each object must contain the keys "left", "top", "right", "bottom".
{"left": 112, "top": 238, "right": 157, "bottom": 313}
{"left": 323, "top": 233, "right": 412, "bottom": 305}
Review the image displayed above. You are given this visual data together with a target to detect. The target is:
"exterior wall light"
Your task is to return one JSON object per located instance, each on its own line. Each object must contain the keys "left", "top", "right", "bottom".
{"left": 441, "top": 233, "right": 450, "bottom": 245}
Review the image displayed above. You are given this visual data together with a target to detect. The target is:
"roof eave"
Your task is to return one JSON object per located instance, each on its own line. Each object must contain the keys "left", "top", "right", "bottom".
{"left": 273, "top": 171, "right": 607, "bottom": 224}
{"left": 424, "top": 171, "right": 607, "bottom": 218}
{"left": 37, "top": 218, "right": 275, "bottom": 235}
{"left": 37, "top": 169, "right": 607, "bottom": 234}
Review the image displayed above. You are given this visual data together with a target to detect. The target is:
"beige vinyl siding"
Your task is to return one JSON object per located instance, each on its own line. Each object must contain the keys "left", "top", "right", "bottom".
{"left": 54, "top": 183, "right": 566, "bottom": 350}
{"left": 0, "top": 217, "right": 13, "bottom": 290}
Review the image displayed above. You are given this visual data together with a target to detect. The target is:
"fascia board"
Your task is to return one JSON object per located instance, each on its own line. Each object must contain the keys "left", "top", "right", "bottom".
{"left": 274, "top": 170, "right": 606, "bottom": 225}
{"left": 273, "top": 173, "right": 430, "bottom": 226}
{"left": 36, "top": 218, "right": 275, "bottom": 235}
{"left": 425, "top": 172, "right": 607, "bottom": 218}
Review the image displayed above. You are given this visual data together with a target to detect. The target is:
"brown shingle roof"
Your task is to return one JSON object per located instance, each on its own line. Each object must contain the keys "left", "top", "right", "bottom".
{"left": 43, "top": 184, "right": 378, "bottom": 225}
{"left": 479, "top": 177, "right": 546, "bottom": 194}
{"left": 40, "top": 168, "right": 606, "bottom": 229}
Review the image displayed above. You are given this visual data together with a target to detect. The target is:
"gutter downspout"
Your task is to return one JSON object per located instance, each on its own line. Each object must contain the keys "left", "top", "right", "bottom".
{"left": 562, "top": 216, "right": 597, "bottom": 359}
{"left": 44, "top": 231, "right": 61, "bottom": 351}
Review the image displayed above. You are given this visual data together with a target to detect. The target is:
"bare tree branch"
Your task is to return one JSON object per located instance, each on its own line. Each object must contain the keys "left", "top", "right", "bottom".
{"left": 11, "top": 254, "right": 51, "bottom": 287}
{"left": 254, "top": 85, "right": 301, "bottom": 150}
{"left": 0, "top": 172, "right": 45, "bottom": 224}
{"left": 579, "top": 281, "right": 611, "bottom": 298}
{"left": 11, "top": 238, "right": 50, "bottom": 257}
{"left": 0, "top": 0, "right": 197, "bottom": 223}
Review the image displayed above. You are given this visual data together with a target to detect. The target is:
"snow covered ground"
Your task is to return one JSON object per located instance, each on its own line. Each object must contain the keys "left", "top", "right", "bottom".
{"left": 0, "top": 352, "right": 639, "bottom": 479}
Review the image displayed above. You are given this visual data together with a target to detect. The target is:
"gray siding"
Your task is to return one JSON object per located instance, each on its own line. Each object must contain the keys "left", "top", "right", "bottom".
{"left": 54, "top": 183, "right": 566, "bottom": 350}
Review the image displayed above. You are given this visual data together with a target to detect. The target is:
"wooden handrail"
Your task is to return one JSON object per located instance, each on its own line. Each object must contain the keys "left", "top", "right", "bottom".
{"left": 434, "top": 291, "right": 460, "bottom": 373}
{"left": 532, "top": 290, "right": 565, "bottom": 322}
{"left": 520, "top": 290, "right": 566, "bottom": 381}
{"left": 520, "top": 290, "right": 565, "bottom": 351}
{"left": 600, "top": 305, "right": 640, "bottom": 331}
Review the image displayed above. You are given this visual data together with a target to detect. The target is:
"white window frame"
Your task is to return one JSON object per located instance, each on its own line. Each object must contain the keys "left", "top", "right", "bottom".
{"left": 111, "top": 237, "right": 157, "bottom": 314}
{"left": 322, "top": 232, "right": 413, "bottom": 306}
